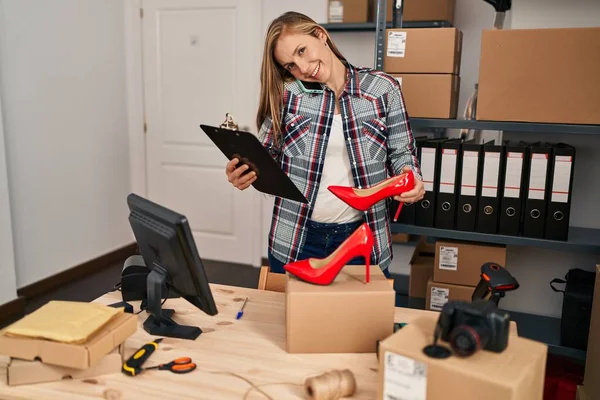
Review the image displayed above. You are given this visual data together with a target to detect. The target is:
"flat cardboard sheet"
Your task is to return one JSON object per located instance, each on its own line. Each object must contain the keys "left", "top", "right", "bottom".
{"left": 4, "top": 301, "right": 123, "bottom": 344}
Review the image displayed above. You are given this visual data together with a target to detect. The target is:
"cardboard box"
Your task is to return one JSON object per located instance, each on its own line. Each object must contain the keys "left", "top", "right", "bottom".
{"left": 286, "top": 265, "right": 395, "bottom": 353}
{"left": 0, "top": 346, "right": 123, "bottom": 386}
{"left": 409, "top": 245, "right": 434, "bottom": 298}
{"left": 391, "top": 233, "right": 410, "bottom": 243}
{"left": 582, "top": 265, "right": 600, "bottom": 400}
{"left": 426, "top": 279, "right": 474, "bottom": 311}
{"left": 416, "top": 236, "right": 436, "bottom": 254}
{"left": 328, "top": 0, "right": 369, "bottom": 23}
{"left": 0, "top": 312, "right": 137, "bottom": 370}
{"left": 433, "top": 240, "right": 507, "bottom": 287}
{"left": 477, "top": 27, "right": 600, "bottom": 125}
{"left": 577, "top": 385, "right": 590, "bottom": 400}
{"left": 378, "top": 316, "right": 547, "bottom": 400}
{"left": 380, "top": 0, "right": 455, "bottom": 24}
{"left": 392, "top": 73, "right": 460, "bottom": 118}
{"left": 384, "top": 28, "right": 462, "bottom": 74}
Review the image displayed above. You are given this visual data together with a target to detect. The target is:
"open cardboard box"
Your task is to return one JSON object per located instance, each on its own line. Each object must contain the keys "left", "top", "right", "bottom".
{"left": 0, "top": 312, "right": 137, "bottom": 370}
{"left": 378, "top": 316, "right": 544, "bottom": 400}
{"left": 0, "top": 345, "right": 124, "bottom": 386}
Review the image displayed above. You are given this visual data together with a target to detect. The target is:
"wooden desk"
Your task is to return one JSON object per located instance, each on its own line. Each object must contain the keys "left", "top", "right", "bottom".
{"left": 0, "top": 284, "right": 438, "bottom": 400}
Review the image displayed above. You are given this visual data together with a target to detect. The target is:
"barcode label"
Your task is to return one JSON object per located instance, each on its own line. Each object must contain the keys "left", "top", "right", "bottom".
{"left": 430, "top": 287, "right": 450, "bottom": 311}
{"left": 383, "top": 352, "right": 427, "bottom": 400}
{"left": 438, "top": 246, "right": 458, "bottom": 271}
{"left": 328, "top": 1, "right": 343, "bottom": 22}
{"left": 387, "top": 31, "right": 407, "bottom": 57}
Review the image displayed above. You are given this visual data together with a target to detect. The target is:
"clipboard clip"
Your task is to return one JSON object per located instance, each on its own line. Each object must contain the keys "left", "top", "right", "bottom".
{"left": 220, "top": 113, "right": 239, "bottom": 131}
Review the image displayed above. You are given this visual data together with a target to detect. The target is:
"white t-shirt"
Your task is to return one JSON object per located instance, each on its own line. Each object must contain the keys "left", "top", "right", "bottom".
{"left": 311, "top": 114, "right": 363, "bottom": 223}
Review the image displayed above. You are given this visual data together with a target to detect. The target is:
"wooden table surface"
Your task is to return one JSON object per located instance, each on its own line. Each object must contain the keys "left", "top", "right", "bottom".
{"left": 0, "top": 283, "right": 438, "bottom": 400}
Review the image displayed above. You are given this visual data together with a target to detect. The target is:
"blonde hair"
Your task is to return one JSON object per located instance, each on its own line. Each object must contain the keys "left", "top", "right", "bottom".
{"left": 256, "top": 11, "right": 346, "bottom": 145}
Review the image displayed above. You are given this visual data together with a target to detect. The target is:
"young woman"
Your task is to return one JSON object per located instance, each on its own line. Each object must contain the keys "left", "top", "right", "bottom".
{"left": 225, "top": 11, "right": 425, "bottom": 280}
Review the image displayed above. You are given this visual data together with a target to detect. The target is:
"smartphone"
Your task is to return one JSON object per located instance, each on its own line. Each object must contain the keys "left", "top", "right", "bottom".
{"left": 298, "top": 80, "right": 323, "bottom": 94}
{"left": 232, "top": 153, "right": 257, "bottom": 177}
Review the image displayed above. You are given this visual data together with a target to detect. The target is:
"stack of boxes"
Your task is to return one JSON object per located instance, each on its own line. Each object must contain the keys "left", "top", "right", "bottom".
{"left": 327, "top": 0, "right": 462, "bottom": 120}
{"left": 407, "top": 236, "right": 435, "bottom": 299}
{"left": 0, "top": 303, "right": 137, "bottom": 386}
{"left": 383, "top": 26, "right": 462, "bottom": 119}
{"left": 427, "top": 240, "right": 507, "bottom": 311}
{"left": 408, "top": 238, "right": 508, "bottom": 311}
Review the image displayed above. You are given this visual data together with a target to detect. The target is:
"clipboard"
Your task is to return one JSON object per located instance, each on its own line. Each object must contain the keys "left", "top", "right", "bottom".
{"left": 199, "top": 124, "right": 308, "bottom": 203}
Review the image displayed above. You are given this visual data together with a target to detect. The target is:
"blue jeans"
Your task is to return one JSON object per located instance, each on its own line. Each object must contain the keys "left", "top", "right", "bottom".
{"left": 267, "top": 219, "right": 391, "bottom": 278}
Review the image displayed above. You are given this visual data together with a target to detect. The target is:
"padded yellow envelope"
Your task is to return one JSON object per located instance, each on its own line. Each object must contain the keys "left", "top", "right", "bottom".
{"left": 4, "top": 300, "right": 123, "bottom": 344}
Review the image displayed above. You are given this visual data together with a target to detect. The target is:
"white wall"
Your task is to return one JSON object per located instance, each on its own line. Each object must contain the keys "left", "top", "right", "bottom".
{"left": 259, "top": 0, "right": 600, "bottom": 318}
{"left": 511, "top": 0, "right": 600, "bottom": 29}
{"left": 0, "top": 94, "right": 17, "bottom": 304}
{"left": 0, "top": 0, "right": 132, "bottom": 288}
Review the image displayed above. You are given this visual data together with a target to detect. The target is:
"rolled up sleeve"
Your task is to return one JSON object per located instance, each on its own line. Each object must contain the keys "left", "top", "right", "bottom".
{"left": 258, "top": 116, "right": 281, "bottom": 162}
{"left": 386, "top": 82, "right": 422, "bottom": 181}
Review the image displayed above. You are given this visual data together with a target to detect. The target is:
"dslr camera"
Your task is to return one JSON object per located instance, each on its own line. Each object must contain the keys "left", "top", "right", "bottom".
{"left": 435, "top": 299, "right": 510, "bottom": 357}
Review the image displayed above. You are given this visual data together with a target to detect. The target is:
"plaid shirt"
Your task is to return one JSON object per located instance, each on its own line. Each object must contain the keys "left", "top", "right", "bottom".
{"left": 259, "top": 62, "right": 421, "bottom": 272}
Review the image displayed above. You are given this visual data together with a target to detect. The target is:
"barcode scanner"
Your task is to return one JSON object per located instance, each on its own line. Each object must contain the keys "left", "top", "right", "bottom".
{"left": 472, "top": 262, "right": 520, "bottom": 306}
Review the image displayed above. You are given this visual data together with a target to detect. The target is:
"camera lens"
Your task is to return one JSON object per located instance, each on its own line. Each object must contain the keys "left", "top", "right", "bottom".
{"left": 449, "top": 325, "right": 489, "bottom": 357}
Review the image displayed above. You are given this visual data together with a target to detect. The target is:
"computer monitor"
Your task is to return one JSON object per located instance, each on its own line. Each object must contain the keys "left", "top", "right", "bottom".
{"left": 127, "top": 193, "right": 218, "bottom": 340}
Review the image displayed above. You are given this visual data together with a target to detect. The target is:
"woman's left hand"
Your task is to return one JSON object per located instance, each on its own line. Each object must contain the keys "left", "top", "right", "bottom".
{"left": 393, "top": 166, "right": 425, "bottom": 204}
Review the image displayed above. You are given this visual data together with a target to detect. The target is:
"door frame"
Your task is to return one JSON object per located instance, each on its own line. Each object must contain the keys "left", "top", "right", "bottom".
{"left": 124, "top": 0, "right": 264, "bottom": 267}
{"left": 125, "top": 0, "right": 147, "bottom": 198}
{"left": 0, "top": 79, "right": 18, "bottom": 304}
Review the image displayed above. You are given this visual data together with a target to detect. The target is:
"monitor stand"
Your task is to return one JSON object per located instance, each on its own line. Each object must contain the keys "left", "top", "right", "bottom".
{"left": 143, "top": 264, "right": 202, "bottom": 340}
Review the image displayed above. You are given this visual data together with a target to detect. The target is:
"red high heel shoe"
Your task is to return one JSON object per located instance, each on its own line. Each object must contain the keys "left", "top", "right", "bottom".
{"left": 284, "top": 222, "right": 374, "bottom": 285}
{"left": 328, "top": 171, "right": 415, "bottom": 219}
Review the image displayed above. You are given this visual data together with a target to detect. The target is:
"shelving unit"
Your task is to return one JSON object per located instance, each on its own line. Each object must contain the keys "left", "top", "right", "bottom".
{"left": 390, "top": 224, "right": 600, "bottom": 254}
{"left": 322, "top": 20, "right": 452, "bottom": 32}
{"left": 366, "top": 0, "right": 598, "bottom": 362}
{"left": 409, "top": 118, "right": 600, "bottom": 135}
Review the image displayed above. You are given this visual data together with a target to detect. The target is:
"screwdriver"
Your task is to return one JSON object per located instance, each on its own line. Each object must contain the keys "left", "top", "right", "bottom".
{"left": 122, "top": 338, "right": 163, "bottom": 376}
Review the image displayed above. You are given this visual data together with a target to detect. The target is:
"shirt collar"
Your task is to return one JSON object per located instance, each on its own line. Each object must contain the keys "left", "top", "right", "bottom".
{"left": 341, "top": 61, "right": 362, "bottom": 98}
{"left": 310, "top": 60, "right": 362, "bottom": 98}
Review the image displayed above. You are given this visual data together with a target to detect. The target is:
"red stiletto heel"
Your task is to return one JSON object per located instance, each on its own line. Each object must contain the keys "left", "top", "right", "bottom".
{"left": 284, "top": 223, "right": 374, "bottom": 285}
{"left": 393, "top": 201, "right": 404, "bottom": 222}
{"left": 328, "top": 170, "right": 415, "bottom": 212}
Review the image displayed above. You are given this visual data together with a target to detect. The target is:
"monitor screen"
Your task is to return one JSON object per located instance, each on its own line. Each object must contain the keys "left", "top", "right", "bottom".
{"left": 127, "top": 193, "right": 218, "bottom": 340}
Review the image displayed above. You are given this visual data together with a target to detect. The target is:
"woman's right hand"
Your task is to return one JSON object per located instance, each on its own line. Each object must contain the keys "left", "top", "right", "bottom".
{"left": 226, "top": 158, "right": 257, "bottom": 190}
